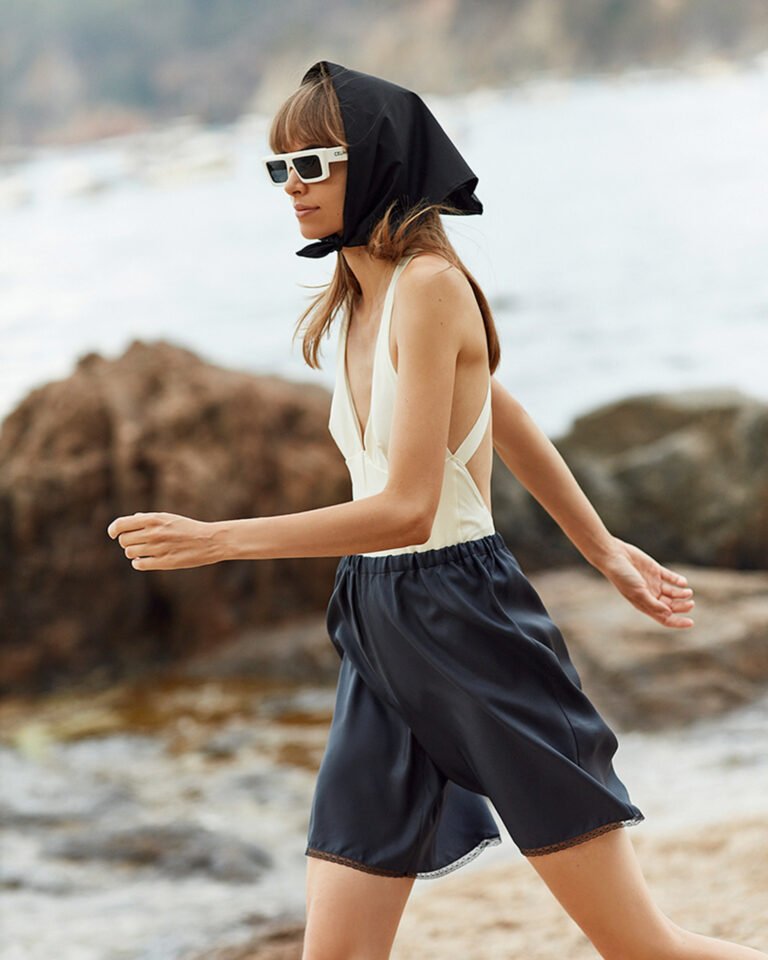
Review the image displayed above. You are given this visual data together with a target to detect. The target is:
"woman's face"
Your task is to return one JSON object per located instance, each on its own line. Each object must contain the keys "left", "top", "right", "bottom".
{"left": 283, "top": 143, "right": 347, "bottom": 240}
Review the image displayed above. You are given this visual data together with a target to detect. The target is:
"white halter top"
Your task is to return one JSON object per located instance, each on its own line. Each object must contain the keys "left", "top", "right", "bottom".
{"left": 328, "top": 253, "right": 495, "bottom": 557}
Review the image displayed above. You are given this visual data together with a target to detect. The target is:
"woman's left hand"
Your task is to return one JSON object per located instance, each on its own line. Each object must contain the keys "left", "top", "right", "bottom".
{"left": 107, "top": 512, "right": 224, "bottom": 571}
{"left": 593, "top": 537, "right": 695, "bottom": 628}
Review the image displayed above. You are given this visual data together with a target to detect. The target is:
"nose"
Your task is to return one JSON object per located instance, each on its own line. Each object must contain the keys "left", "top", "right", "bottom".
{"left": 283, "top": 166, "right": 306, "bottom": 198}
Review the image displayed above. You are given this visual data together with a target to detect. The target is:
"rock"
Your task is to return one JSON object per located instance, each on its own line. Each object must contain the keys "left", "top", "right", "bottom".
{"left": 526, "top": 562, "right": 768, "bottom": 731}
{"left": 43, "top": 820, "right": 272, "bottom": 882}
{"left": 492, "top": 388, "right": 768, "bottom": 572}
{"left": 0, "top": 340, "right": 350, "bottom": 694}
{"left": 3, "top": 346, "right": 765, "bottom": 711}
{"left": 178, "top": 613, "right": 341, "bottom": 685}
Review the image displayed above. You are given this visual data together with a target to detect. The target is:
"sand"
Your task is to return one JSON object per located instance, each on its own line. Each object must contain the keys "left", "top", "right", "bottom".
{"left": 389, "top": 816, "right": 768, "bottom": 959}
{"left": 226, "top": 815, "right": 768, "bottom": 959}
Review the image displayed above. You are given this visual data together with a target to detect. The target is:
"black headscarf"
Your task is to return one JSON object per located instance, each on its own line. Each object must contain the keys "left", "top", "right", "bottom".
{"left": 294, "top": 60, "right": 483, "bottom": 259}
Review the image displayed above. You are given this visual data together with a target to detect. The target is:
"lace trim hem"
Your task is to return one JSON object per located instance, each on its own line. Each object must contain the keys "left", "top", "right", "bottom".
{"left": 305, "top": 834, "right": 503, "bottom": 880}
{"left": 416, "top": 834, "right": 502, "bottom": 879}
{"left": 520, "top": 813, "right": 645, "bottom": 857}
{"left": 305, "top": 847, "right": 417, "bottom": 877}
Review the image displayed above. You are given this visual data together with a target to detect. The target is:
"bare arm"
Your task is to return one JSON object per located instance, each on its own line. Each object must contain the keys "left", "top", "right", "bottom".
{"left": 105, "top": 269, "right": 695, "bottom": 629}
{"left": 107, "top": 259, "right": 464, "bottom": 564}
{"left": 215, "top": 493, "right": 426, "bottom": 560}
{"left": 490, "top": 375, "right": 696, "bottom": 628}
{"left": 490, "top": 375, "right": 615, "bottom": 570}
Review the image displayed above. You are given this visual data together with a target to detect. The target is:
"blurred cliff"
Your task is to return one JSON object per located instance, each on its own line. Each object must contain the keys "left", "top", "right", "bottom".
{"left": 3, "top": 0, "right": 768, "bottom": 148}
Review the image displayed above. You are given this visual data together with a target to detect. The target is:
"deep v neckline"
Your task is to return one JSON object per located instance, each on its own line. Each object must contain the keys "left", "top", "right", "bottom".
{"left": 342, "top": 314, "right": 379, "bottom": 452}
{"left": 342, "top": 261, "right": 402, "bottom": 453}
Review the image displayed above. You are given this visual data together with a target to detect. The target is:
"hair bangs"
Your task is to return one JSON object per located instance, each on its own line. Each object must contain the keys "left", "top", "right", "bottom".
{"left": 269, "top": 75, "right": 347, "bottom": 155}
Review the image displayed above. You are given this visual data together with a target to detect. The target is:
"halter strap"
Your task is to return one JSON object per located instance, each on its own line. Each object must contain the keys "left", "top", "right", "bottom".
{"left": 453, "top": 381, "right": 491, "bottom": 464}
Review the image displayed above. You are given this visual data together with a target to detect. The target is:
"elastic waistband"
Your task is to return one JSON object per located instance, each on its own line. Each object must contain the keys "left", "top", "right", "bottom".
{"left": 341, "top": 531, "right": 507, "bottom": 574}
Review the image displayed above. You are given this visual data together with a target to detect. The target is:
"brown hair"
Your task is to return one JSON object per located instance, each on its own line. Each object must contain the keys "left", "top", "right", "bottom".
{"left": 269, "top": 68, "right": 501, "bottom": 374}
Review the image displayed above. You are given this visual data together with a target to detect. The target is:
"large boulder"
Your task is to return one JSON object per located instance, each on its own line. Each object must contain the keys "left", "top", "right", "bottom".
{"left": 492, "top": 388, "right": 768, "bottom": 571}
{"left": 3, "top": 348, "right": 765, "bottom": 703}
{"left": 0, "top": 339, "right": 349, "bottom": 694}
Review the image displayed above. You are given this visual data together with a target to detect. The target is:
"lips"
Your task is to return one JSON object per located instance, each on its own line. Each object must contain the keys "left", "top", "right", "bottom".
{"left": 294, "top": 205, "right": 319, "bottom": 211}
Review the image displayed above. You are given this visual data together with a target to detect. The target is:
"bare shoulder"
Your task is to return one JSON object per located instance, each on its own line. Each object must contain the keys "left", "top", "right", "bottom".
{"left": 398, "top": 252, "right": 473, "bottom": 305}
{"left": 394, "top": 254, "right": 478, "bottom": 352}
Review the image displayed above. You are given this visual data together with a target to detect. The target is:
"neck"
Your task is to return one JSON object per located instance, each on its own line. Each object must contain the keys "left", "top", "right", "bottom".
{"left": 341, "top": 246, "right": 400, "bottom": 322}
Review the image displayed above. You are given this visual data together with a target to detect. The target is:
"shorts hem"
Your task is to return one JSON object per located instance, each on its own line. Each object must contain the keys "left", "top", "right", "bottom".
{"left": 520, "top": 812, "right": 645, "bottom": 857}
{"left": 305, "top": 833, "right": 503, "bottom": 879}
{"left": 415, "top": 834, "right": 502, "bottom": 879}
{"left": 305, "top": 846, "right": 418, "bottom": 878}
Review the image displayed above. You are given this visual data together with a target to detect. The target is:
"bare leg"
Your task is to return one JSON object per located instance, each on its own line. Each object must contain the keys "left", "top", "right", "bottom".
{"left": 302, "top": 855, "right": 415, "bottom": 960}
{"left": 526, "top": 825, "right": 767, "bottom": 960}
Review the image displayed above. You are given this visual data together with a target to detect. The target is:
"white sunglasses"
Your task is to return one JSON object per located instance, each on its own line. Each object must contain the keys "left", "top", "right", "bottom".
{"left": 261, "top": 145, "right": 348, "bottom": 185}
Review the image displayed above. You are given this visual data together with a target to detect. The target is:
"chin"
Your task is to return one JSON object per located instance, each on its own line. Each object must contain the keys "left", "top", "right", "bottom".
{"left": 301, "top": 224, "right": 340, "bottom": 239}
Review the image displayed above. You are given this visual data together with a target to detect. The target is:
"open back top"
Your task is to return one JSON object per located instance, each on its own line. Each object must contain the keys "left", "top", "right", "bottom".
{"left": 328, "top": 253, "right": 495, "bottom": 556}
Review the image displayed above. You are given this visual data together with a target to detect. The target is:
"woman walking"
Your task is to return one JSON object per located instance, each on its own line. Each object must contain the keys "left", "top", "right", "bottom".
{"left": 108, "top": 61, "right": 766, "bottom": 960}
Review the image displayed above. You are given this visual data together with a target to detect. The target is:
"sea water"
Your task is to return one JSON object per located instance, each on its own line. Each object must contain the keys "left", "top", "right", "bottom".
{"left": 1, "top": 61, "right": 767, "bottom": 438}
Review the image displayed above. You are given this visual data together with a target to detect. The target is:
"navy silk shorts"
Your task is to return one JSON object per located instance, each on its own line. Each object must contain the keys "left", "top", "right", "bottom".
{"left": 305, "top": 531, "right": 644, "bottom": 878}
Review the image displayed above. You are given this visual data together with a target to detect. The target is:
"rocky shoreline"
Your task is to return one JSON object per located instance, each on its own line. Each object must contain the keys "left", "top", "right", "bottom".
{"left": 3, "top": 671, "right": 766, "bottom": 958}
{"left": 2, "top": 340, "right": 767, "bottom": 697}
{"left": 1, "top": 341, "right": 766, "bottom": 957}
